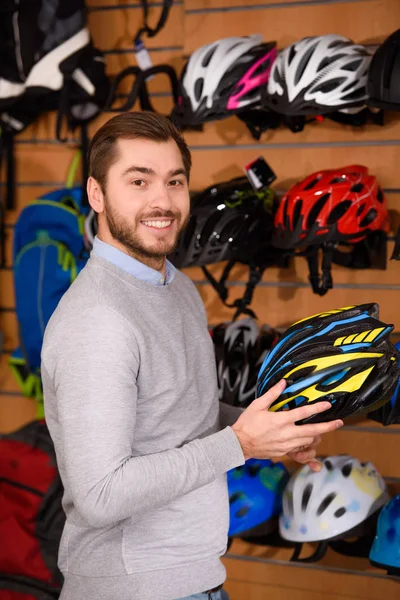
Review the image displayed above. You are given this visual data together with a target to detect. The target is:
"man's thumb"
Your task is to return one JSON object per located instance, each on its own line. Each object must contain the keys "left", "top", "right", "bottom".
{"left": 251, "top": 379, "right": 286, "bottom": 411}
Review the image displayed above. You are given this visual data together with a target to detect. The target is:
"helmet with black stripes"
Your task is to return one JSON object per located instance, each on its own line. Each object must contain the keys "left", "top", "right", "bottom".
{"left": 272, "top": 165, "right": 389, "bottom": 295}
{"left": 265, "top": 34, "right": 372, "bottom": 116}
{"left": 256, "top": 303, "right": 400, "bottom": 423}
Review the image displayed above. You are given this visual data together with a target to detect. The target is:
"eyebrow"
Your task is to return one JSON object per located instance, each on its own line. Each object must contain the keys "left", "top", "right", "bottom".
{"left": 121, "top": 166, "right": 187, "bottom": 179}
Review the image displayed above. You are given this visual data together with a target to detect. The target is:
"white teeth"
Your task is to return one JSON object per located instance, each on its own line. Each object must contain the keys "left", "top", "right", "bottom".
{"left": 142, "top": 220, "right": 172, "bottom": 229}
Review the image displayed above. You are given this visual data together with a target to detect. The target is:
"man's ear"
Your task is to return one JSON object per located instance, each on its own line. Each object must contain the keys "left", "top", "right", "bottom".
{"left": 87, "top": 176, "right": 105, "bottom": 214}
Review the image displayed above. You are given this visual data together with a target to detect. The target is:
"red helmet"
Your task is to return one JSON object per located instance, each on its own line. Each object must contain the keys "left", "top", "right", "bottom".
{"left": 272, "top": 166, "right": 389, "bottom": 295}
{"left": 273, "top": 165, "right": 389, "bottom": 248}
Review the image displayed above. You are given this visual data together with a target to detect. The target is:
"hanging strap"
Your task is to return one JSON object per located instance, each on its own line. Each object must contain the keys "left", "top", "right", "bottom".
{"left": 80, "top": 124, "right": 89, "bottom": 206}
{"left": 305, "top": 244, "right": 334, "bottom": 296}
{"left": 236, "top": 109, "right": 281, "bottom": 140}
{"left": 66, "top": 150, "right": 82, "bottom": 189}
{"left": 134, "top": 0, "right": 173, "bottom": 43}
{"left": 290, "top": 541, "right": 329, "bottom": 563}
{"left": 226, "top": 265, "right": 264, "bottom": 320}
{"left": 0, "top": 130, "right": 15, "bottom": 267}
{"left": 202, "top": 261, "right": 234, "bottom": 304}
{"left": 391, "top": 226, "right": 400, "bottom": 260}
{"left": 202, "top": 262, "right": 263, "bottom": 320}
{"left": 106, "top": 66, "right": 145, "bottom": 113}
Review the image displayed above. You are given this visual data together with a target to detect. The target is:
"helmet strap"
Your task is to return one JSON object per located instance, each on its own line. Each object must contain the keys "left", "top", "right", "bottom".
{"left": 290, "top": 541, "right": 328, "bottom": 563}
{"left": 305, "top": 244, "right": 334, "bottom": 296}
{"left": 202, "top": 263, "right": 263, "bottom": 320}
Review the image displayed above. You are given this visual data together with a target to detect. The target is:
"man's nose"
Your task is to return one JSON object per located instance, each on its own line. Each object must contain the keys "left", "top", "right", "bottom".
{"left": 150, "top": 184, "right": 173, "bottom": 210}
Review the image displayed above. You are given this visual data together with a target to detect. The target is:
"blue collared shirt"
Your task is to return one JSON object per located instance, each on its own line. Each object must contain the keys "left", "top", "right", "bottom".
{"left": 92, "top": 235, "right": 177, "bottom": 286}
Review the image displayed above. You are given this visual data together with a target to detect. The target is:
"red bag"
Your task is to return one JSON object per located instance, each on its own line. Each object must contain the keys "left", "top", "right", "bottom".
{"left": 0, "top": 420, "right": 65, "bottom": 599}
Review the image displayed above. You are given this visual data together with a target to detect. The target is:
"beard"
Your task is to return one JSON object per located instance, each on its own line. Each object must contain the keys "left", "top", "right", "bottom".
{"left": 103, "top": 195, "right": 189, "bottom": 261}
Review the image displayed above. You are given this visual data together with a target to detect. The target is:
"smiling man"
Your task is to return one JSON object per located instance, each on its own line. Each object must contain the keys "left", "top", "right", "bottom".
{"left": 41, "top": 112, "right": 342, "bottom": 600}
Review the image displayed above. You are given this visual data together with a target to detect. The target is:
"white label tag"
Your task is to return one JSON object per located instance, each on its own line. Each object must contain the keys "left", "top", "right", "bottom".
{"left": 134, "top": 39, "right": 154, "bottom": 80}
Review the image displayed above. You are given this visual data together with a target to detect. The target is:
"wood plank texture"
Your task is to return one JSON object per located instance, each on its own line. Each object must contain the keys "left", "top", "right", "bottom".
{"left": 222, "top": 550, "right": 400, "bottom": 600}
{"left": 89, "top": 5, "right": 184, "bottom": 51}
{"left": 1, "top": 1, "right": 400, "bottom": 592}
{"left": 184, "top": 0, "right": 400, "bottom": 53}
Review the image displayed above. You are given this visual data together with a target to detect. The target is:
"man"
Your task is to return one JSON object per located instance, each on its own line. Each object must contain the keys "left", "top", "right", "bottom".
{"left": 42, "top": 112, "right": 343, "bottom": 600}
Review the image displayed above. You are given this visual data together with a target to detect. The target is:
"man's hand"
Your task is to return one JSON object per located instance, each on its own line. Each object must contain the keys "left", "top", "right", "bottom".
{"left": 231, "top": 379, "right": 343, "bottom": 461}
{"left": 287, "top": 435, "right": 322, "bottom": 472}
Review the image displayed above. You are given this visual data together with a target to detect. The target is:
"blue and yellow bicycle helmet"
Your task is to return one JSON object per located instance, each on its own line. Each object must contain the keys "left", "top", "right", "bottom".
{"left": 368, "top": 340, "right": 400, "bottom": 425}
{"left": 228, "top": 458, "right": 289, "bottom": 538}
{"left": 256, "top": 303, "right": 399, "bottom": 424}
{"left": 369, "top": 495, "right": 400, "bottom": 575}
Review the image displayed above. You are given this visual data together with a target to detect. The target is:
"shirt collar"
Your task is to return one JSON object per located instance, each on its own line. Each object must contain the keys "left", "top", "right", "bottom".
{"left": 92, "top": 236, "right": 176, "bottom": 286}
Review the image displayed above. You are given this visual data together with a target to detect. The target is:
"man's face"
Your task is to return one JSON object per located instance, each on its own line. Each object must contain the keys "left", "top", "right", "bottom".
{"left": 100, "top": 137, "right": 190, "bottom": 261}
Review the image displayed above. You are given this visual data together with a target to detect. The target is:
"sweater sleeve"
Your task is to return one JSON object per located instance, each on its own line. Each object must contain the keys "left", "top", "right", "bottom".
{"left": 42, "top": 306, "right": 244, "bottom": 529}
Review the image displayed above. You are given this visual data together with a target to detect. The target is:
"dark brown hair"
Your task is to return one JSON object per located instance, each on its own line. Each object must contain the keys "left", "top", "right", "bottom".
{"left": 88, "top": 111, "right": 192, "bottom": 193}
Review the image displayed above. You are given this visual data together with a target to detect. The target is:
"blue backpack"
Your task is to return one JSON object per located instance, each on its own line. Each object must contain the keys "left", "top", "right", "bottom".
{"left": 8, "top": 153, "right": 92, "bottom": 418}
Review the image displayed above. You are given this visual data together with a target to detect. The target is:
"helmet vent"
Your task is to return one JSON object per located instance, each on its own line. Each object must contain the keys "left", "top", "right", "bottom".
{"left": 350, "top": 183, "right": 364, "bottom": 193}
{"left": 202, "top": 47, "right": 216, "bottom": 68}
{"left": 356, "top": 203, "right": 366, "bottom": 218}
{"left": 328, "top": 39, "right": 349, "bottom": 49}
{"left": 295, "top": 43, "right": 318, "bottom": 85}
{"left": 317, "top": 492, "right": 336, "bottom": 515}
{"left": 194, "top": 78, "right": 204, "bottom": 102}
{"left": 311, "top": 77, "right": 346, "bottom": 95}
{"left": 301, "top": 483, "right": 313, "bottom": 511}
{"left": 342, "top": 59, "right": 363, "bottom": 72}
{"left": 248, "top": 464, "right": 261, "bottom": 477}
{"left": 286, "top": 491, "right": 294, "bottom": 516}
{"left": 341, "top": 88, "right": 366, "bottom": 102}
{"left": 341, "top": 462, "right": 353, "bottom": 477}
{"left": 324, "top": 459, "right": 333, "bottom": 471}
{"left": 318, "top": 54, "right": 346, "bottom": 71}
{"left": 236, "top": 506, "right": 249, "bottom": 518}
{"left": 377, "top": 187, "right": 384, "bottom": 203}
{"left": 293, "top": 199, "right": 303, "bottom": 227}
{"left": 360, "top": 208, "right": 378, "bottom": 227}
{"left": 327, "top": 200, "right": 352, "bottom": 224}
{"left": 330, "top": 177, "right": 344, "bottom": 184}
{"left": 334, "top": 507, "right": 347, "bottom": 518}
{"left": 304, "top": 176, "right": 322, "bottom": 191}
{"left": 288, "top": 44, "right": 297, "bottom": 65}
{"left": 306, "top": 193, "right": 331, "bottom": 228}
{"left": 229, "top": 492, "right": 243, "bottom": 503}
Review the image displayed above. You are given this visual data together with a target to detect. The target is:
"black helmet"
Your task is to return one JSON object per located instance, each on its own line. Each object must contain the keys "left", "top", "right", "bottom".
{"left": 367, "top": 29, "right": 400, "bottom": 110}
{"left": 168, "top": 176, "right": 274, "bottom": 269}
{"left": 256, "top": 303, "right": 399, "bottom": 424}
{"left": 169, "top": 176, "right": 278, "bottom": 319}
{"left": 212, "top": 318, "right": 279, "bottom": 407}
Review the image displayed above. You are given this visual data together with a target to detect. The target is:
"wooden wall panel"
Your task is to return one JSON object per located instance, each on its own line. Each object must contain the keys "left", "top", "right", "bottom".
{"left": 187, "top": 0, "right": 310, "bottom": 7}
{"left": 184, "top": 0, "right": 399, "bottom": 52}
{"left": 89, "top": 5, "right": 184, "bottom": 51}
{"left": 222, "top": 552, "right": 400, "bottom": 600}
{"left": 1, "top": 1, "right": 400, "bottom": 595}
{"left": 197, "top": 282, "right": 400, "bottom": 329}
{"left": 189, "top": 146, "right": 400, "bottom": 190}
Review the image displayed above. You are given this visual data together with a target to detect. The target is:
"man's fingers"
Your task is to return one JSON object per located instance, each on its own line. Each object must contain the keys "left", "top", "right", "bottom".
{"left": 252, "top": 379, "right": 286, "bottom": 410}
{"left": 308, "top": 460, "right": 323, "bottom": 473}
{"left": 295, "top": 419, "right": 344, "bottom": 439}
{"left": 284, "top": 401, "right": 332, "bottom": 423}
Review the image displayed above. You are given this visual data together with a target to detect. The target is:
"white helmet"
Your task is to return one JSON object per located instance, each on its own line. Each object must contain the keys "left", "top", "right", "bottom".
{"left": 280, "top": 455, "right": 389, "bottom": 543}
{"left": 171, "top": 35, "right": 277, "bottom": 125}
{"left": 266, "top": 35, "right": 372, "bottom": 115}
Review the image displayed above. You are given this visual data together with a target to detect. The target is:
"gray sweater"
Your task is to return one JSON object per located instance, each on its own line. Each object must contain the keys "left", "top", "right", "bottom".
{"left": 41, "top": 254, "right": 245, "bottom": 600}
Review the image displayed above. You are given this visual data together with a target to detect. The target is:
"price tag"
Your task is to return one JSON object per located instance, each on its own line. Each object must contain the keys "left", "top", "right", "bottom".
{"left": 134, "top": 38, "right": 154, "bottom": 80}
